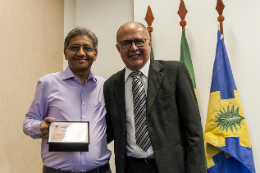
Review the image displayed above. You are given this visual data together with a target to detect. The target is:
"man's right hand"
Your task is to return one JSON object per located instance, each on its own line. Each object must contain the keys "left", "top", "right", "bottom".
{"left": 40, "top": 117, "right": 54, "bottom": 144}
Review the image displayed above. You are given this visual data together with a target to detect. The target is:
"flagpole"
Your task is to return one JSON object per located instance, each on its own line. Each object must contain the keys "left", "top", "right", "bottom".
{"left": 144, "top": 6, "right": 154, "bottom": 40}
{"left": 178, "top": 0, "right": 188, "bottom": 31}
{"left": 216, "top": 0, "right": 225, "bottom": 40}
{"left": 178, "top": 0, "right": 199, "bottom": 100}
{"left": 145, "top": 5, "right": 155, "bottom": 59}
{"left": 132, "top": 0, "right": 134, "bottom": 21}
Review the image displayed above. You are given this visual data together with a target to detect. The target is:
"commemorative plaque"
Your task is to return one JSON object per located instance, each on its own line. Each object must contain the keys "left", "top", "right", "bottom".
{"left": 48, "top": 121, "right": 89, "bottom": 152}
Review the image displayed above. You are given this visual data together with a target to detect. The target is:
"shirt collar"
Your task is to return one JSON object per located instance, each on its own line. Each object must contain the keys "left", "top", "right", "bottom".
{"left": 62, "top": 66, "right": 97, "bottom": 83}
{"left": 125, "top": 58, "right": 150, "bottom": 82}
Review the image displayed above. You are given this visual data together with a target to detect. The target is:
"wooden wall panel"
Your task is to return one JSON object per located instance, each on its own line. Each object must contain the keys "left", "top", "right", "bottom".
{"left": 0, "top": 0, "right": 64, "bottom": 172}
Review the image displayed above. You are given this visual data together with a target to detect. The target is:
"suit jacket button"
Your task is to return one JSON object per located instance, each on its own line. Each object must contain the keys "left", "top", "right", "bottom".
{"left": 122, "top": 155, "right": 124, "bottom": 159}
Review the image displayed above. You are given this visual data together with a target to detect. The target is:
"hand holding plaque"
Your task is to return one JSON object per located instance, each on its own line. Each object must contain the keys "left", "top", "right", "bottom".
{"left": 40, "top": 117, "right": 55, "bottom": 144}
{"left": 48, "top": 121, "right": 89, "bottom": 152}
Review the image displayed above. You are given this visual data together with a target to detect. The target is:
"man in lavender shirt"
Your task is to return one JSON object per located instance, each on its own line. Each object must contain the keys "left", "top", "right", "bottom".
{"left": 23, "top": 26, "right": 111, "bottom": 173}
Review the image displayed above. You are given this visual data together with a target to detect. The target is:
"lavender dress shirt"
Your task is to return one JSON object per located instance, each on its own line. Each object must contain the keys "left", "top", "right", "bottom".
{"left": 23, "top": 67, "right": 111, "bottom": 171}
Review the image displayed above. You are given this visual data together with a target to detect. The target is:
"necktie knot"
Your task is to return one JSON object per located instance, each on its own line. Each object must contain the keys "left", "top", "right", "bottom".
{"left": 131, "top": 71, "right": 142, "bottom": 79}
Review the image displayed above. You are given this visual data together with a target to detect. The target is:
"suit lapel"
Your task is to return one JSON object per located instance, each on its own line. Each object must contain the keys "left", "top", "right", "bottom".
{"left": 113, "top": 69, "right": 127, "bottom": 132}
{"left": 112, "top": 61, "right": 163, "bottom": 130}
{"left": 147, "top": 59, "right": 164, "bottom": 116}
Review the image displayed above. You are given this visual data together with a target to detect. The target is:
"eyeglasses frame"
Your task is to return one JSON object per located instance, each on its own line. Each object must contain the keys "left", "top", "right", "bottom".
{"left": 67, "top": 45, "right": 96, "bottom": 54}
{"left": 119, "top": 38, "right": 147, "bottom": 49}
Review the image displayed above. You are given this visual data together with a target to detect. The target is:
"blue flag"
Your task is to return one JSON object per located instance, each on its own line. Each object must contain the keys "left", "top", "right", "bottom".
{"left": 204, "top": 30, "right": 255, "bottom": 173}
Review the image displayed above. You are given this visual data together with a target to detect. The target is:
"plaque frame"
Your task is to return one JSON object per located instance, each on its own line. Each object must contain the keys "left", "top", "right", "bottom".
{"left": 47, "top": 121, "right": 89, "bottom": 152}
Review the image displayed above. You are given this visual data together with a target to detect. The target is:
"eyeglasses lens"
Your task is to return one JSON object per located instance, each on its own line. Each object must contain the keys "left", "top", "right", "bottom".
{"left": 121, "top": 39, "right": 146, "bottom": 49}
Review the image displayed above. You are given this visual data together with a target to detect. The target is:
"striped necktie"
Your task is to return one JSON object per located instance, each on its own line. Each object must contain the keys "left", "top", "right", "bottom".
{"left": 131, "top": 71, "right": 151, "bottom": 151}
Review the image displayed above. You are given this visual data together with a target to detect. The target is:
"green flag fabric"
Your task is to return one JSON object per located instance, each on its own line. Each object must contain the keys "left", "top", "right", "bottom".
{"left": 180, "top": 30, "right": 197, "bottom": 98}
{"left": 150, "top": 46, "right": 154, "bottom": 59}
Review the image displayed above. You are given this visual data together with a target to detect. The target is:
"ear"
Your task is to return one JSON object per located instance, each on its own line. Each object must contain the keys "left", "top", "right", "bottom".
{"left": 116, "top": 44, "right": 121, "bottom": 53}
{"left": 93, "top": 50, "right": 98, "bottom": 61}
{"left": 148, "top": 38, "right": 152, "bottom": 48}
{"left": 64, "top": 49, "right": 68, "bottom": 60}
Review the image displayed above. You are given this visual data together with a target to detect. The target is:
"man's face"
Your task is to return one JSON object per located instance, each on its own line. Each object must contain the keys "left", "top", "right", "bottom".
{"left": 116, "top": 23, "right": 151, "bottom": 71}
{"left": 64, "top": 35, "right": 97, "bottom": 73}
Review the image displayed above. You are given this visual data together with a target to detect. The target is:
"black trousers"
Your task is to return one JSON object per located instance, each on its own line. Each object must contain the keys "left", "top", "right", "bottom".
{"left": 125, "top": 156, "right": 158, "bottom": 173}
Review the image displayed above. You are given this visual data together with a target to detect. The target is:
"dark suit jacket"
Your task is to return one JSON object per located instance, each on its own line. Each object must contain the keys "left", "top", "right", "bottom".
{"left": 104, "top": 59, "right": 206, "bottom": 173}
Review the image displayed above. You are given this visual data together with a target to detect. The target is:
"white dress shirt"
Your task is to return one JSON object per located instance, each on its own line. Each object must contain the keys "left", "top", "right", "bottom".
{"left": 124, "top": 59, "right": 154, "bottom": 158}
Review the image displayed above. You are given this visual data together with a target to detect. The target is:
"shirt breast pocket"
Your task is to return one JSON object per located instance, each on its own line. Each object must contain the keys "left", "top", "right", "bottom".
{"left": 93, "top": 101, "right": 106, "bottom": 125}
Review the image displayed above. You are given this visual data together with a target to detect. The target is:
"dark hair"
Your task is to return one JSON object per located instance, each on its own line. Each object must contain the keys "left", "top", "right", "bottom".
{"left": 64, "top": 26, "right": 98, "bottom": 50}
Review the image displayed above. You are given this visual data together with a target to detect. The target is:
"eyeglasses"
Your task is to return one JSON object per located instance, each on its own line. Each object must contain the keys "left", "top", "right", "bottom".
{"left": 119, "top": 38, "right": 147, "bottom": 49}
{"left": 68, "top": 45, "right": 96, "bottom": 54}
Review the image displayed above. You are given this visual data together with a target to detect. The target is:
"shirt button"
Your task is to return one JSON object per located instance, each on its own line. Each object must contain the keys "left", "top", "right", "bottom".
{"left": 83, "top": 102, "right": 85, "bottom": 105}
{"left": 83, "top": 116, "right": 85, "bottom": 119}
{"left": 83, "top": 162, "right": 85, "bottom": 165}
{"left": 83, "top": 88, "right": 85, "bottom": 90}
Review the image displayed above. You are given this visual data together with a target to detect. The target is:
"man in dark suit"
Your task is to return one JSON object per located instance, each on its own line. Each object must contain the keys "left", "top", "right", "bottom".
{"left": 104, "top": 22, "right": 206, "bottom": 173}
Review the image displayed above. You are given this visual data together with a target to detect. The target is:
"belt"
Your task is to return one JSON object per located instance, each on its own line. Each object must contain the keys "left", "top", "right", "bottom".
{"left": 43, "top": 163, "right": 110, "bottom": 173}
{"left": 126, "top": 156, "right": 156, "bottom": 164}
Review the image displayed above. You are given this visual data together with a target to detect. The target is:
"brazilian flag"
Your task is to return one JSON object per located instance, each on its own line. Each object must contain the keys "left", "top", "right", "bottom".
{"left": 180, "top": 30, "right": 197, "bottom": 99}
{"left": 150, "top": 46, "right": 154, "bottom": 59}
{"left": 204, "top": 30, "right": 255, "bottom": 173}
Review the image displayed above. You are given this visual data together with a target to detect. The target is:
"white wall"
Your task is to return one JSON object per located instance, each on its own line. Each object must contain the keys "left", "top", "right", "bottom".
{"left": 134, "top": 0, "right": 260, "bottom": 171}
{"left": 65, "top": 0, "right": 260, "bottom": 172}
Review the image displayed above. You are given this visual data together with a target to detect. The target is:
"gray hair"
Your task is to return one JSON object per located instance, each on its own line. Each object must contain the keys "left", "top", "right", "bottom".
{"left": 116, "top": 22, "right": 150, "bottom": 43}
{"left": 64, "top": 26, "right": 98, "bottom": 50}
